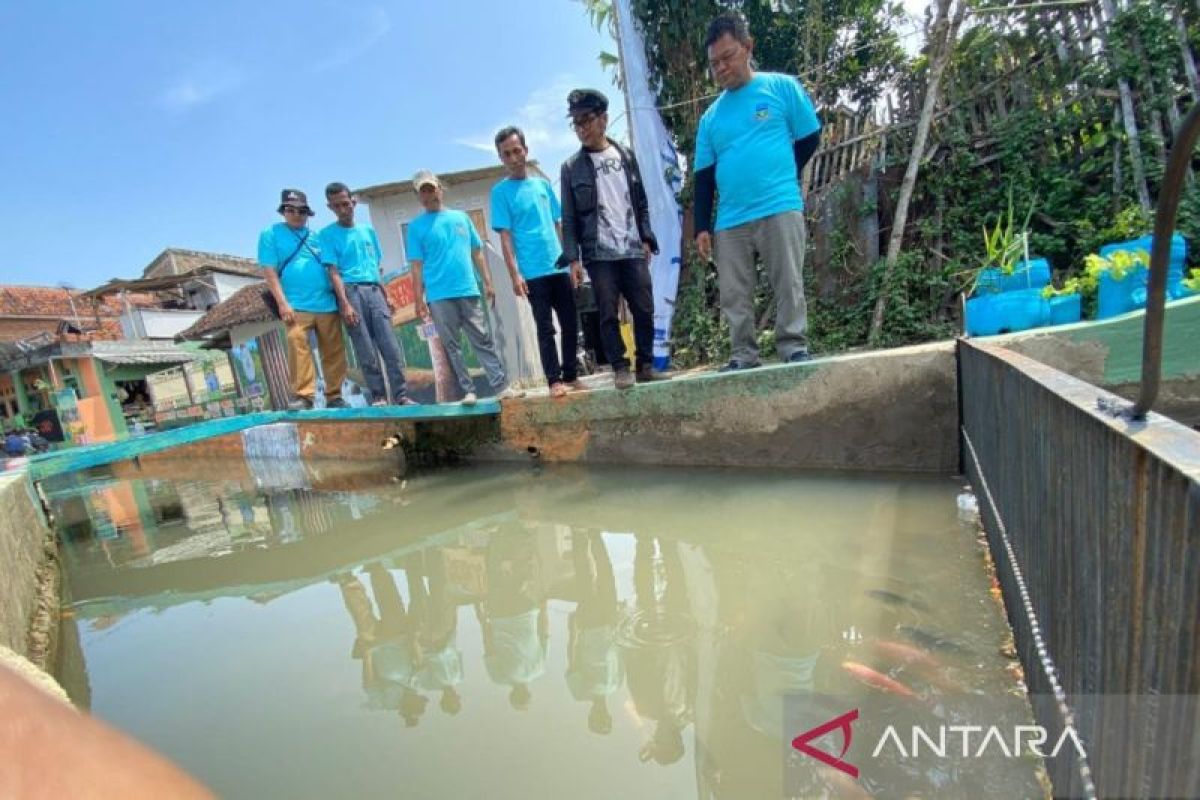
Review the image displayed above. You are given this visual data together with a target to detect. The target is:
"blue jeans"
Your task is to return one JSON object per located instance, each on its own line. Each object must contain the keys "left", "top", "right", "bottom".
{"left": 428, "top": 297, "right": 508, "bottom": 395}
{"left": 345, "top": 283, "right": 408, "bottom": 402}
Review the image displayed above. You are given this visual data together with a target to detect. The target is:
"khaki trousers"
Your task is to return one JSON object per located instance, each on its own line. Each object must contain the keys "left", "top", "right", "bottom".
{"left": 286, "top": 311, "right": 347, "bottom": 400}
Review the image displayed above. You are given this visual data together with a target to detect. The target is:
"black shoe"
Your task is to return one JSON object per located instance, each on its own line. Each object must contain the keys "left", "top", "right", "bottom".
{"left": 717, "top": 359, "right": 761, "bottom": 373}
{"left": 636, "top": 365, "right": 667, "bottom": 383}
{"left": 287, "top": 396, "right": 314, "bottom": 411}
{"left": 326, "top": 397, "right": 349, "bottom": 409}
{"left": 787, "top": 350, "right": 812, "bottom": 363}
{"left": 614, "top": 368, "right": 635, "bottom": 390}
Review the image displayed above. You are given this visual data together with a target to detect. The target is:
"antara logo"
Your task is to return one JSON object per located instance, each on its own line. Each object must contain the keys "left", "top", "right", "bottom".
{"left": 791, "top": 709, "right": 859, "bottom": 778}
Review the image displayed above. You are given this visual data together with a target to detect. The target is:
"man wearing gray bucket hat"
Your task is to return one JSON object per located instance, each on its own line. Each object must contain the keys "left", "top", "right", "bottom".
{"left": 258, "top": 189, "right": 347, "bottom": 410}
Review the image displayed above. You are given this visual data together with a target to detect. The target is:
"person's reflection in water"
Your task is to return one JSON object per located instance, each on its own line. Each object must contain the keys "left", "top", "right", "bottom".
{"left": 622, "top": 535, "right": 697, "bottom": 765}
{"left": 565, "top": 530, "right": 623, "bottom": 734}
{"left": 479, "top": 527, "right": 548, "bottom": 711}
{"left": 405, "top": 548, "right": 465, "bottom": 716}
{"left": 335, "top": 563, "right": 428, "bottom": 726}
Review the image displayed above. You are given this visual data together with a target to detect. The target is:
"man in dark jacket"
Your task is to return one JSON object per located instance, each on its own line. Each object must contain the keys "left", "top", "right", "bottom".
{"left": 560, "top": 88, "right": 665, "bottom": 390}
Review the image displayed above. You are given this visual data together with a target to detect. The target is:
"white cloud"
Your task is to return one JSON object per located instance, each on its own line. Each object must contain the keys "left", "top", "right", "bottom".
{"left": 161, "top": 63, "right": 245, "bottom": 111}
{"left": 309, "top": 7, "right": 391, "bottom": 74}
{"left": 456, "top": 73, "right": 626, "bottom": 179}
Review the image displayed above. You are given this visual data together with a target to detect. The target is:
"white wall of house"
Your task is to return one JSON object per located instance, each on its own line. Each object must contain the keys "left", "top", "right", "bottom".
{"left": 362, "top": 172, "right": 547, "bottom": 387}
{"left": 212, "top": 272, "right": 261, "bottom": 304}
{"left": 123, "top": 308, "right": 206, "bottom": 340}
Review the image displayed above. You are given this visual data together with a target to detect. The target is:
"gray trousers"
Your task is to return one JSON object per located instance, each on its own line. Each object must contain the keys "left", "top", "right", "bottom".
{"left": 714, "top": 210, "right": 809, "bottom": 363}
{"left": 345, "top": 283, "right": 408, "bottom": 402}
{"left": 428, "top": 296, "right": 507, "bottom": 395}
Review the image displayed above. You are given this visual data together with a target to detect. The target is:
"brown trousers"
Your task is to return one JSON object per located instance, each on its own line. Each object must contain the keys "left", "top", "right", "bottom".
{"left": 285, "top": 311, "right": 347, "bottom": 400}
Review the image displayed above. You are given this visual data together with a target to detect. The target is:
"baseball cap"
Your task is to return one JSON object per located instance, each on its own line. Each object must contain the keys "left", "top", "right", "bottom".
{"left": 412, "top": 169, "right": 441, "bottom": 192}
{"left": 567, "top": 88, "right": 609, "bottom": 117}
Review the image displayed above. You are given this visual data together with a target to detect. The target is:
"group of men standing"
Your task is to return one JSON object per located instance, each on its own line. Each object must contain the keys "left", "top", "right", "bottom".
{"left": 257, "top": 11, "right": 821, "bottom": 410}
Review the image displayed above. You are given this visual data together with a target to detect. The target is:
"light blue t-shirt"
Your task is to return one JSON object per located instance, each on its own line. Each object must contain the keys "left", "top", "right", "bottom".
{"left": 256, "top": 223, "right": 337, "bottom": 313}
{"left": 319, "top": 222, "right": 384, "bottom": 284}
{"left": 694, "top": 72, "right": 821, "bottom": 231}
{"left": 489, "top": 176, "right": 562, "bottom": 281}
{"left": 405, "top": 209, "right": 482, "bottom": 302}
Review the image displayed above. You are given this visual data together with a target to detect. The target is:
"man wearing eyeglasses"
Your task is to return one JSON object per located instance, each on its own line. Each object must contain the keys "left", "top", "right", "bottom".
{"left": 258, "top": 189, "right": 347, "bottom": 410}
{"left": 693, "top": 12, "right": 822, "bottom": 371}
{"left": 319, "top": 182, "right": 417, "bottom": 407}
{"left": 560, "top": 88, "right": 663, "bottom": 391}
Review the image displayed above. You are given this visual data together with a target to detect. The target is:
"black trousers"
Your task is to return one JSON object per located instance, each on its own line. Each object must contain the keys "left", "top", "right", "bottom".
{"left": 526, "top": 272, "right": 579, "bottom": 384}
{"left": 584, "top": 257, "right": 654, "bottom": 372}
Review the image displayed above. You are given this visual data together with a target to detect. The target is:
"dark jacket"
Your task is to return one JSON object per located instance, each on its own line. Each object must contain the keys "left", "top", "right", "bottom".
{"left": 560, "top": 138, "right": 658, "bottom": 264}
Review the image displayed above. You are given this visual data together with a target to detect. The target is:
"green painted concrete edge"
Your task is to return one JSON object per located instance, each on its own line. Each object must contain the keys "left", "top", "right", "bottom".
{"left": 992, "top": 295, "right": 1200, "bottom": 385}
{"left": 26, "top": 401, "right": 500, "bottom": 481}
{"left": 67, "top": 511, "right": 513, "bottom": 619}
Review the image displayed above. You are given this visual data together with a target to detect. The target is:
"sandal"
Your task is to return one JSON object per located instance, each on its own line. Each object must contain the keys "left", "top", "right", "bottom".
{"left": 550, "top": 382, "right": 568, "bottom": 398}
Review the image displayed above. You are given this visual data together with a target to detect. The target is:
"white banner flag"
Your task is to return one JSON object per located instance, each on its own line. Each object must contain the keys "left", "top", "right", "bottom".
{"left": 615, "top": 0, "right": 684, "bottom": 370}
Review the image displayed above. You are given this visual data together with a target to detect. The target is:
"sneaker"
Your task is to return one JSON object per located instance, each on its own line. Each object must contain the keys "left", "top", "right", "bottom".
{"left": 396, "top": 396, "right": 420, "bottom": 407}
{"left": 370, "top": 399, "right": 389, "bottom": 408}
{"left": 461, "top": 392, "right": 478, "bottom": 406}
{"left": 326, "top": 396, "right": 349, "bottom": 409}
{"left": 614, "top": 368, "right": 635, "bottom": 390}
{"left": 565, "top": 378, "right": 588, "bottom": 392}
{"left": 496, "top": 386, "right": 526, "bottom": 400}
{"left": 287, "top": 396, "right": 313, "bottom": 411}
{"left": 550, "top": 382, "right": 568, "bottom": 399}
{"left": 787, "top": 350, "right": 812, "bottom": 364}
{"left": 636, "top": 365, "right": 667, "bottom": 383}
{"left": 717, "top": 359, "right": 761, "bottom": 373}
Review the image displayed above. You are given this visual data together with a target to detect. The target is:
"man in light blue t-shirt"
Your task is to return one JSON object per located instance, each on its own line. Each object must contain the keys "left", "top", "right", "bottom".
{"left": 257, "top": 189, "right": 347, "bottom": 410}
{"left": 406, "top": 169, "right": 522, "bottom": 404}
{"left": 319, "top": 182, "right": 416, "bottom": 407}
{"left": 693, "top": 12, "right": 822, "bottom": 371}
{"left": 490, "top": 126, "right": 584, "bottom": 399}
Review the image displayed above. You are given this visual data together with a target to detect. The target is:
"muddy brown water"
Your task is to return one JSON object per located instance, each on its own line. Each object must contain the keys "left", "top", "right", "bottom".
{"left": 45, "top": 460, "right": 1045, "bottom": 799}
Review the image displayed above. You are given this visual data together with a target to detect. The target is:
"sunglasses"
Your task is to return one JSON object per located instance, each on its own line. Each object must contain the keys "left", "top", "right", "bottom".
{"left": 571, "top": 114, "right": 599, "bottom": 130}
{"left": 282, "top": 205, "right": 311, "bottom": 214}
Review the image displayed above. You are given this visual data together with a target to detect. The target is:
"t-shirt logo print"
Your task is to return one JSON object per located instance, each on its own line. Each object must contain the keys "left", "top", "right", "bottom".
{"left": 755, "top": 102, "right": 770, "bottom": 121}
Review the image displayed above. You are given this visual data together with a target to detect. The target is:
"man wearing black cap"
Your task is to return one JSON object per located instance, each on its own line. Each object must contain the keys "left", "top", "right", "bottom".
{"left": 560, "top": 88, "right": 662, "bottom": 391}
{"left": 258, "top": 189, "right": 348, "bottom": 410}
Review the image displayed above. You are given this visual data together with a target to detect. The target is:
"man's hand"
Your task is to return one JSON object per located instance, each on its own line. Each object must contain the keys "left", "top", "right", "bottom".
{"left": 341, "top": 305, "right": 360, "bottom": 327}
{"left": 512, "top": 276, "right": 528, "bottom": 298}
{"left": 416, "top": 298, "right": 430, "bottom": 321}
{"left": 642, "top": 241, "right": 654, "bottom": 261}
{"left": 696, "top": 231, "right": 713, "bottom": 262}
{"left": 279, "top": 302, "right": 296, "bottom": 325}
{"left": 484, "top": 283, "right": 496, "bottom": 307}
{"left": 569, "top": 261, "right": 584, "bottom": 289}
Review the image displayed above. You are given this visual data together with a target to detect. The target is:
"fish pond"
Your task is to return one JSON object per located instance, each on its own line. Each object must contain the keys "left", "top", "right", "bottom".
{"left": 45, "top": 460, "right": 1046, "bottom": 799}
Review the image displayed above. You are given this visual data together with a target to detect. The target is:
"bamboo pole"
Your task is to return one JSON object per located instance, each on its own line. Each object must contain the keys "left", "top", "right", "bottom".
{"left": 869, "top": 0, "right": 967, "bottom": 345}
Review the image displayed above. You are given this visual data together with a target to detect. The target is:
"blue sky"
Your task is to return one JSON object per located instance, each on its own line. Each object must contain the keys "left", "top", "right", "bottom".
{"left": 0, "top": 1, "right": 622, "bottom": 289}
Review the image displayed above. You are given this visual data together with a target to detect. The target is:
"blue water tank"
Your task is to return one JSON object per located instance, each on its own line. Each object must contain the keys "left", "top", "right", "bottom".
{"left": 975, "top": 258, "right": 1052, "bottom": 294}
{"left": 966, "top": 288, "right": 1050, "bottom": 336}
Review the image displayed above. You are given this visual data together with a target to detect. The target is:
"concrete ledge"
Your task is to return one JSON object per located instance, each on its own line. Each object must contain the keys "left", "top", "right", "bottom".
{"left": 0, "top": 472, "right": 54, "bottom": 657}
{"left": 990, "top": 295, "right": 1200, "bottom": 426}
{"left": 489, "top": 342, "right": 959, "bottom": 474}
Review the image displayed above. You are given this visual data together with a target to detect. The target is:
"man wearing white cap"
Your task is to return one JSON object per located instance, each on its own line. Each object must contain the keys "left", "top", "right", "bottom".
{"left": 406, "top": 170, "right": 522, "bottom": 404}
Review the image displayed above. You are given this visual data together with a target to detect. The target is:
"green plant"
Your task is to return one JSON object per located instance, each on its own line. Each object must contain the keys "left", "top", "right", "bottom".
{"left": 1041, "top": 277, "right": 1081, "bottom": 299}
{"left": 1183, "top": 268, "right": 1200, "bottom": 294}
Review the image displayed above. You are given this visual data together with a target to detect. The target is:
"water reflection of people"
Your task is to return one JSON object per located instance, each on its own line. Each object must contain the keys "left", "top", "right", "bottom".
{"left": 565, "top": 530, "right": 622, "bottom": 734}
{"left": 623, "top": 535, "right": 697, "bottom": 765}
{"left": 405, "top": 550, "right": 464, "bottom": 716}
{"left": 336, "top": 564, "right": 427, "bottom": 726}
{"left": 479, "top": 527, "right": 548, "bottom": 710}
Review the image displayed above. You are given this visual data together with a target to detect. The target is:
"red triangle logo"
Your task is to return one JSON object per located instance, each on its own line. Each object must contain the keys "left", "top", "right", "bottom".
{"left": 791, "top": 708, "right": 859, "bottom": 778}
